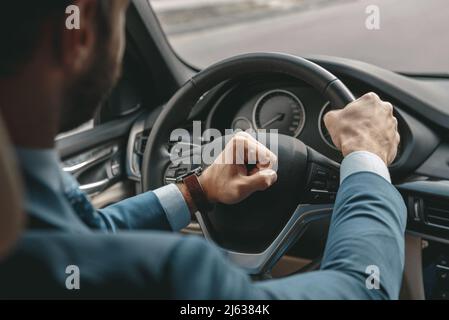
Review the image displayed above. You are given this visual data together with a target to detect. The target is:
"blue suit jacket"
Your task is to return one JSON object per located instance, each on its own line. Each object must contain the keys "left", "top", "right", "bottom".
{"left": 14, "top": 148, "right": 174, "bottom": 233}
{"left": 0, "top": 170, "right": 407, "bottom": 299}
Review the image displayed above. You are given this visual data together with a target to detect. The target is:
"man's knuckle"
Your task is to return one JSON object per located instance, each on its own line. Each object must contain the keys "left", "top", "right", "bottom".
{"left": 233, "top": 135, "right": 245, "bottom": 143}
{"left": 363, "top": 92, "right": 377, "bottom": 101}
{"left": 384, "top": 102, "right": 393, "bottom": 109}
{"left": 235, "top": 131, "right": 248, "bottom": 138}
{"left": 263, "top": 176, "right": 272, "bottom": 187}
{"left": 232, "top": 182, "right": 245, "bottom": 196}
{"left": 392, "top": 115, "right": 398, "bottom": 123}
{"left": 383, "top": 102, "right": 394, "bottom": 114}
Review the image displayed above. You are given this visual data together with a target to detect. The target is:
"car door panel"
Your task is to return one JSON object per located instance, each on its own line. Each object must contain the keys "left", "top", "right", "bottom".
{"left": 56, "top": 113, "right": 141, "bottom": 206}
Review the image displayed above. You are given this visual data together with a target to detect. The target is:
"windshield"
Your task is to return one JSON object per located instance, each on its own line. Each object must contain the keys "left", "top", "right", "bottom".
{"left": 149, "top": 0, "right": 449, "bottom": 75}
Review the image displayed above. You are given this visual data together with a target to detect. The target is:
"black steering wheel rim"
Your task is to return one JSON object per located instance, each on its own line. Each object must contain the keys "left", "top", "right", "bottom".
{"left": 141, "top": 52, "right": 355, "bottom": 274}
{"left": 142, "top": 52, "right": 354, "bottom": 191}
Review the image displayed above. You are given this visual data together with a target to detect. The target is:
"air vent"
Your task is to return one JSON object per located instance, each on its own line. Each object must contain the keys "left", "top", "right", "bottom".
{"left": 425, "top": 198, "right": 449, "bottom": 230}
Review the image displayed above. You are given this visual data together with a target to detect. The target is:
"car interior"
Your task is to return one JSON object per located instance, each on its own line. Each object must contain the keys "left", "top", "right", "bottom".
{"left": 0, "top": 116, "right": 23, "bottom": 260}
{"left": 6, "top": 0, "right": 448, "bottom": 299}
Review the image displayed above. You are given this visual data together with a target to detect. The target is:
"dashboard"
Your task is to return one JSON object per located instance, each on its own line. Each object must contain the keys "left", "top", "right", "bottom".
{"left": 185, "top": 61, "right": 449, "bottom": 245}
{"left": 124, "top": 56, "right": 449, "bottom": 298}
{"left": 231, "top": 87, "right": 339, "bottom": 156}
{"left": 205, "top": 75, "right": 406, "bottom": 166}
{"left": 198, "top": 69, "right": 449, "bottom": 298}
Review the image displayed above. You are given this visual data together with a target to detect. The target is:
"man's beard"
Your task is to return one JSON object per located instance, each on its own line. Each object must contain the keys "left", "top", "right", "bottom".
{"left": 60, "top": 41, "right": 120, "bottom": 133}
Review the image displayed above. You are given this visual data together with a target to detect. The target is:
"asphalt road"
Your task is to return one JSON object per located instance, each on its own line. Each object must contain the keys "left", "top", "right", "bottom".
{"left": 166, "top": 0, "right": 449, "bottom": 74}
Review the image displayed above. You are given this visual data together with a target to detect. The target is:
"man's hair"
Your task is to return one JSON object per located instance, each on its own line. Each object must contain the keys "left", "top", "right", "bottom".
{"left": 0, "top": 1, "right": 110, "bottom": 76}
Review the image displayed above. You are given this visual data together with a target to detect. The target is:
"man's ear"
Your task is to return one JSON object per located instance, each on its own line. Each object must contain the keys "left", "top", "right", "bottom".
{"left": 60, "top": 0, "right": 98, "bottom": 74}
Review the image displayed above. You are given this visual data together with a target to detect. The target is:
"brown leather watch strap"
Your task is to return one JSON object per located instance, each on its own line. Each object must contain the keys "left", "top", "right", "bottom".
{"left": 182, "top": 173, "right": 213, "bottom": 215}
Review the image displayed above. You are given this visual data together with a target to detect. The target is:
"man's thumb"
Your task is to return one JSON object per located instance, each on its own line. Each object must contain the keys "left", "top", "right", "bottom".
{"left": 244, "top": 169, "right": 278, "bottom": 192}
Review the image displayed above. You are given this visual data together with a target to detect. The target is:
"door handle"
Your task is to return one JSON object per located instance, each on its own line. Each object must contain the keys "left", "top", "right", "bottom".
{"left": 79, "top": 178, "right": 110, "bottom": 195}
{"left": 63, "top": 146, "right": 118, "bottom": 176}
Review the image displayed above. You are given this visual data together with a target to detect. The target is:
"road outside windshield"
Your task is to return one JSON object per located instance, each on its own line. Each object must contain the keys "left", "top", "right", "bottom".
{"left": 149, "top": 0, "right": 449, "bottom": 74}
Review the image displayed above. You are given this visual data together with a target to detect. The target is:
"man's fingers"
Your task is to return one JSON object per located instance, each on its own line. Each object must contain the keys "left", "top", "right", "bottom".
{"left": 384, "top": 102, "right": 394, "bottom": 115}
{"left": 232, "top": 132, "right": 277, "bottom": 168}
{"left": 393, "top": 116, "right": 398, "bottom": 131}
{"left": 241, "top": 169, "right": 278, "bottom": 194}
{"left": 361, "top": 92, "right": 380, "bottom": 102}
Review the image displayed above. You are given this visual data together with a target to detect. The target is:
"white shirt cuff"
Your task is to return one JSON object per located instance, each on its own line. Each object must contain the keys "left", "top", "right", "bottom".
{"left": 153, "top": 183, "right": 191, "bottom": 231}
{"left": 340, "top": 151, "right": 391, "bottom": 184}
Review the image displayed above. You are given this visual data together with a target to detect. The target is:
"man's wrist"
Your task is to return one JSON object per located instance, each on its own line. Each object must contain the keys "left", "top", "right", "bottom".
{"left": 341, "top": 145, "right": 388, "bottom": 166}
{"left": 177, "top": 172, "right": 214, "bottom": 217}
{"left": 177, "top": 183, "right": 197, "bottom": 217}
{"left": 153, "top": 184, "right": 192, "bottom": 231}
{"left": 340, "top": 150, "right": 391, "bottom": 184}
{"left": 183, "top": 173, "right": 214, "bottom": 214}
{"left": 198, "top": 173, "right": 216, "bottom": 205}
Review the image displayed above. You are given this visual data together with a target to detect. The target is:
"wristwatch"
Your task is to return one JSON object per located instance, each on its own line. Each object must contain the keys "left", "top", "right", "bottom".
{"left": 176, "top": 166, "right": 213, "bottom": 215}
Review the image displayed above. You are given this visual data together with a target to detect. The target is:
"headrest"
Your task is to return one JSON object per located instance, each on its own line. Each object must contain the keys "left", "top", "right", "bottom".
{"left": 0, "top": 112, "right": 24, "bottom": 259}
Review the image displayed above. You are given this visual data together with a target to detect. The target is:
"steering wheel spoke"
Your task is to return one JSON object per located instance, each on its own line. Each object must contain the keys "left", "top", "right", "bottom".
{"left": 164, "top": 142, "right": 203, "bottom": 185}
{"left": 142, "top": 53, "right": 355, "bottom": 276}
{"left": 196, "top": 203, "right": 333, "bottom": 275}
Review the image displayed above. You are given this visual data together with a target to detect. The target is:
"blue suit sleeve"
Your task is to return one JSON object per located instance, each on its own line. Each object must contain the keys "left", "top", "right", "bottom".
{"left": 60, "top": 170, "right": 173, "bottom": 232}
{"left": 163, "top": 172, "right": 407, "bottom": 299}
{"left": 96, "top": 191, "right": 172, "bottom": 232}
{"left": 254, "top": 172, "right": 407, "bottom": 299}
{"left": 318, "top": 172, "right": 407, "bottom": 299}
{"left": 153, "top": 184, "right": 191, "bottom": 231}
{"left": 0, "top": 174, "right": 406, "bottom": 299}
{"left": 96, "top": 184, "right": 191, "bottom": 232}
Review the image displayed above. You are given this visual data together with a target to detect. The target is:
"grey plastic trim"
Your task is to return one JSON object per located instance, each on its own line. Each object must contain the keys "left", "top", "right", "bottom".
{"left": 126, "top": 118, "right": 146, "bottom": 182}
{"left": 196, "top": 204, "right": 333, "bottom": 275}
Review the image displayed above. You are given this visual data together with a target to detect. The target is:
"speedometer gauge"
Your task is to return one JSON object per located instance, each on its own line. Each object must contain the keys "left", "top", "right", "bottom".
{"left": 252, "top": 89, "right": 306, "bottom": 137}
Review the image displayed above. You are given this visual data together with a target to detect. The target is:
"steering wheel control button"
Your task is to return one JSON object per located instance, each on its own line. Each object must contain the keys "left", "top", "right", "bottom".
{"left": 327, "top": 180, "right": 339, "bottom": 192}
{"left": 309, "top": 189, "right": 336, "bottom": 203}
{"left": 164, "top": 163, "right": 204, "bottom": 185}
{"left": 165, "top": 169, "right": 177, "bottom": 179}
{"left": 164, "top": 164, "right": 191, "bottom": 184}
{"left": 311, "top": 180, "right": 326, "bottom": 190}
{"left": 306, "top": 164, "right": 339, "bottom": 204}
{"left": 315, "top": 169, "right": 329, "bottom": 179}
{"left": 175, "top": 168, "right": 188, "bottom": 176}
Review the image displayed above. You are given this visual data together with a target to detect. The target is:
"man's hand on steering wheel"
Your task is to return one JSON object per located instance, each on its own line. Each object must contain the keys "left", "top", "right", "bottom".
{"left": 180, "top": 92, "right": 399, "bottom": 214}
{"left": 324, "top": 92, "right": 400, "bottom": 165}
{"left": 142, "top": 54, "right": 404, "bottom": 274}
{"left": 200, "top": 132, "right": 278, "bottom": 204}
{"left": 178, "top": 132, "right": 278, "bottom": 212}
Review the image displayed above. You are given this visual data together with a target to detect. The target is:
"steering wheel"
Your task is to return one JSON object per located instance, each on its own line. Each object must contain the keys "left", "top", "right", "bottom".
{"left": 142, "top": 53, "right": 355, "bottom": 275}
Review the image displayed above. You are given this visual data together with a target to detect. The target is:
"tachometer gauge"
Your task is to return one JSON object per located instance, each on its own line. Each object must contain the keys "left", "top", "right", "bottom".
{"left": 252, "top": 89, "right": 306, "bottom": 137}
{"left": 318, "top": 102, "right": 339, "bottom": 150}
